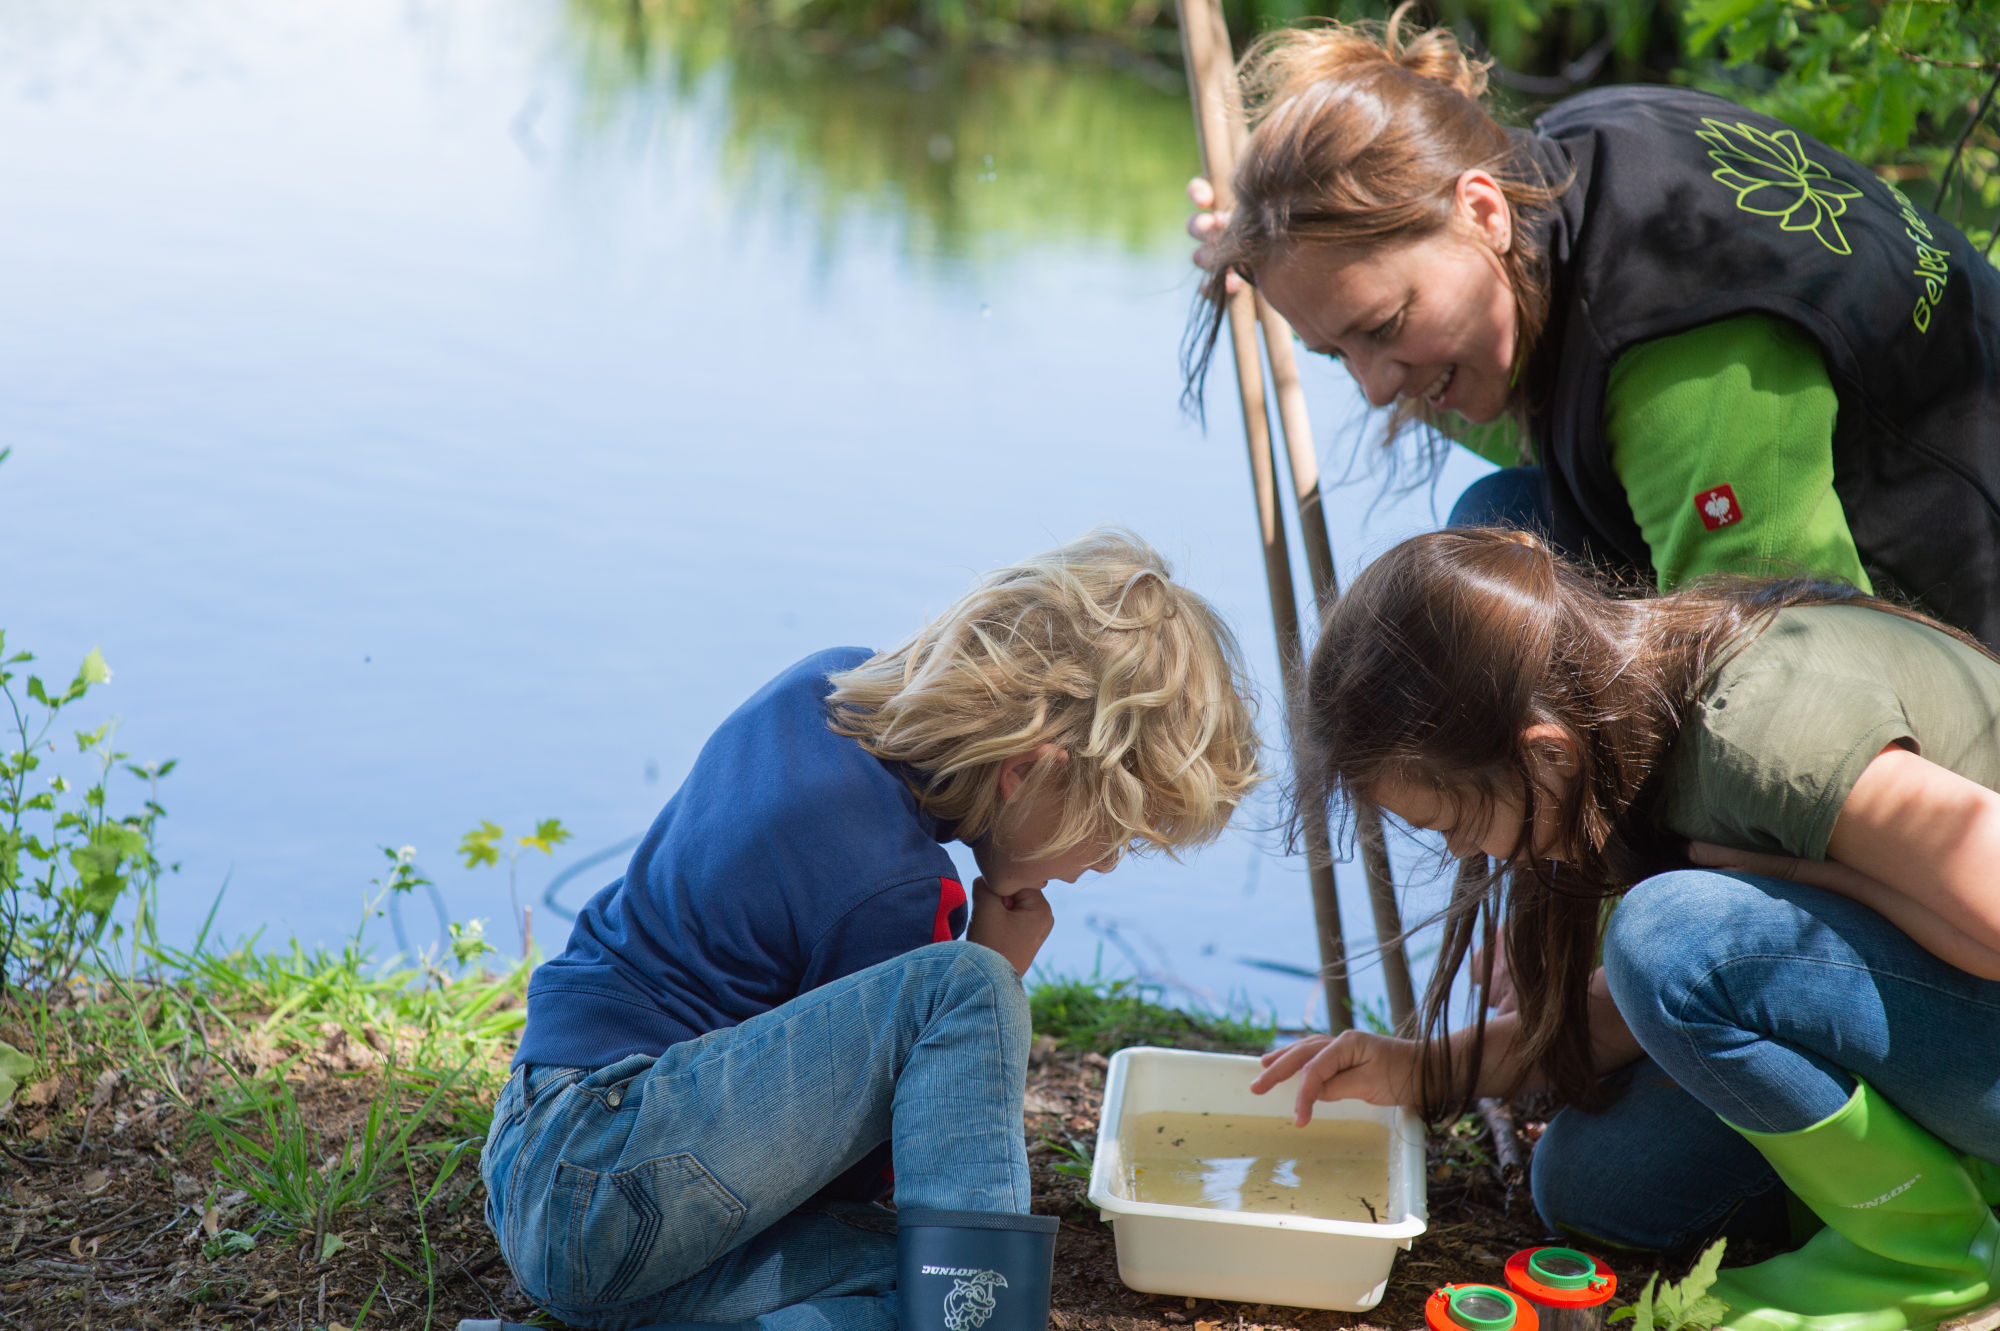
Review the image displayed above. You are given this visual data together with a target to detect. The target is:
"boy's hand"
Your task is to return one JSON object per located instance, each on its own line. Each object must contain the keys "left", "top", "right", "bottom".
{"left": 1249, "top": 1030, "right": 1419, "bottom": 1126}
{"left": 966, "top": 876, "right": 1054, "bottom": 978}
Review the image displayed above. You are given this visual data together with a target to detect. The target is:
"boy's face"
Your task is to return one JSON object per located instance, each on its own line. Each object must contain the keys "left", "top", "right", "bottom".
{"left": 973, "top": 747, "right": 1117, "bottom": 896}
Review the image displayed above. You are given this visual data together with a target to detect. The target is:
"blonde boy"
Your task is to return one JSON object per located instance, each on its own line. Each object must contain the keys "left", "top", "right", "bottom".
{"left": 478, "top": 530, "right": 1258, "bottom": 1331}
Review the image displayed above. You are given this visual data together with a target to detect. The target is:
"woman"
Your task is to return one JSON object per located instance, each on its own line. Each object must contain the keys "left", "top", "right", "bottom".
{"left": 1267, "top": 526, "right": 2000, "bottom": 1329}
{"left": 1185, "top": 9, "right": 2000, "bottom": 642}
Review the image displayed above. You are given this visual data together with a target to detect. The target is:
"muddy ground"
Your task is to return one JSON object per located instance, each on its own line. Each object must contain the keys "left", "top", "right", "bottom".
{"left": 0, "top": 1034, "right": 1596, "bottom": 1330}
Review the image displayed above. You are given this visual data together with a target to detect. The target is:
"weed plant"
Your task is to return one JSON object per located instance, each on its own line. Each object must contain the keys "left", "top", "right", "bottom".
{"left": 1028, "top": 967, "right": 1274, "bottom": 1055}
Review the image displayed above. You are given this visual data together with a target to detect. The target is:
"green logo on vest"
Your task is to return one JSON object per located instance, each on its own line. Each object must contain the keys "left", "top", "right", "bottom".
{"left": 1698, "top": 117, "right": 1865, "bottom": 256}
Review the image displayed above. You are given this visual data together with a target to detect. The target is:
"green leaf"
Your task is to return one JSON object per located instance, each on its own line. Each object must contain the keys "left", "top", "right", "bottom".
{"left": 1631, "top": 1272, "right": 1659, "bottom": 1331}
{"left": 203, "top": 1229, "right": 257, "bottom": 1261}
{"left": 449, "top": 918, "right": 498, "bottom": 967}
{"left": 75, "top": 647, "right": 110, "bottom": 688}
{"left": 25, "top": 676, "right": 48, "bottom": 706}
{"left": 0, "top": 1040, "right": 36, "bottom": 1114}
{"left": 519, "top": 817, "right": 573, "bottom": 855}
{"left": 68, "top": 824, "right": 146, "bottom": 916}
{"left": 1685, "top": 0, "right": 1767, "bottom": 54}
{"left": 320, "top": 1231, "right": 347, "bottom": 1261}
{"left": 458, "top": 820, "right": 504, "bottom": 869}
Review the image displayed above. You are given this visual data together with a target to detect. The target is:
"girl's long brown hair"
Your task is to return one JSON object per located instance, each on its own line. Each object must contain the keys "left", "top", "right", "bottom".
{"left": 1295, "top": 529, "right": 1988, "bottom": 1117}
{"left": 1181, "top": 4, "right": 1567, "bottom": 444}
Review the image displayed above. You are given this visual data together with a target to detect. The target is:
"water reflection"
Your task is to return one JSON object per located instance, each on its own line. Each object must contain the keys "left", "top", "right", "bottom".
{"left": 0, "top": 0, "right": 1486, "bottom": 1025}
{"left": 561, "top": 0, "right": 1197, "bottom": 259}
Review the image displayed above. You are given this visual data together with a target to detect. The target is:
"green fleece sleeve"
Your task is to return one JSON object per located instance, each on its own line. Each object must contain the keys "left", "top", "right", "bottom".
{"left": 1447, "top": 416, "right": 1529, "bottom": 469}
{"left": 1605, "top": 313, "right": 1870, "bottom": 592}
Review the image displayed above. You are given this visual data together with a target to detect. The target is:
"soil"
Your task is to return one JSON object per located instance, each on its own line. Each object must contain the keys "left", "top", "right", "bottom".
{"left": 0, "top": 1030, "right": 1606, "bottom": 1330}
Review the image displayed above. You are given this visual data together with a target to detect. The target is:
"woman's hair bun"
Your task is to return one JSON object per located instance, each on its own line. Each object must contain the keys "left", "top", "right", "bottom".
{"left": 1244, "top": 2, "right": 1490, "bottom": 108}
{"left": 1389, "top": 17, "right": 1488, "bottom": 101}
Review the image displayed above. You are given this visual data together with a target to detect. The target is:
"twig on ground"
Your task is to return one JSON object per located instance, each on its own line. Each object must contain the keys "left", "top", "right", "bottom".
{"left": 1478, "top": 1095, "right": 1525, "bottom": 1212}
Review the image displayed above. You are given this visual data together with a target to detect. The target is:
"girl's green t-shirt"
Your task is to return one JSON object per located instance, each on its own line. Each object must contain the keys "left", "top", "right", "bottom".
{"left": 1658, "top": 605, "right": 2000, "bottom": 861}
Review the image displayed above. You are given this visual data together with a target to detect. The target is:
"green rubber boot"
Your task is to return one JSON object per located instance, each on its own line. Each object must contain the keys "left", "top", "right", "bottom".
{"left": 1712, "top": 1080, "right": 2000, "bottom": 1331}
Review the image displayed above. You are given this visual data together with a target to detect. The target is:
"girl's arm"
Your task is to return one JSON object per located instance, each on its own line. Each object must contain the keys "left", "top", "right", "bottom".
{"left": 1690, "top": 746, "right": 2000, "bottom": 981}
{"left": 1248, "top": 967, "right": 1644, "bottom": 1124}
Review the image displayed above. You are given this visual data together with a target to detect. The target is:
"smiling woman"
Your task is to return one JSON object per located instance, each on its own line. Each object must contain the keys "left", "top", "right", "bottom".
{"left": 1184, "top": 5, "right": 2000, "bottom": 645}
{"left": 1253, "top": 200, "right": 1519, "bottom": 424}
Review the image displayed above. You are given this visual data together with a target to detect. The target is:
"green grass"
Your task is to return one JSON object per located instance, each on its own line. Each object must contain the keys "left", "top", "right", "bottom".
{"left": 0, "top": 927, "right": 527, "bottom": 1326}
{"left": 0, "top": 894, "right": 1270, "bottom": 1325}
{"left": 1026, "top": 969, "right": 1274, "bottom": 1055}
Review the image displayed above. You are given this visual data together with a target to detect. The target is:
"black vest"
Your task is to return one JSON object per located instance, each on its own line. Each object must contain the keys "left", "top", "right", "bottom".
{"left": 1517, "top": 86, "right": 2000, "bottom": 644}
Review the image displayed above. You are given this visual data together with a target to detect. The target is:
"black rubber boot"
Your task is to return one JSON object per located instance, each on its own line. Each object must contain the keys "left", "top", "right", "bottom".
{"left": 897, "top": 1209, "right": 1059, "bottom": 1331}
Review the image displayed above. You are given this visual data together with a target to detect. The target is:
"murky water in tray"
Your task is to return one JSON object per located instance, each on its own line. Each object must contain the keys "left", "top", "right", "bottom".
{"left": 0, "top": 0, "right": 1490, "bottom": 1022}
{"left": 1121, "top": 1111, "right": 1388, "bottom": 1223}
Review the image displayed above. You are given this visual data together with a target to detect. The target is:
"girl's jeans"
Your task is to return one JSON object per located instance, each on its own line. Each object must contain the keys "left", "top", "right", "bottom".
{"left": 1531, "top": 870, "right": 2000, "bottom": 1252}
{"left": 480, "top": 941, "right": 1033, "bottom": 1331}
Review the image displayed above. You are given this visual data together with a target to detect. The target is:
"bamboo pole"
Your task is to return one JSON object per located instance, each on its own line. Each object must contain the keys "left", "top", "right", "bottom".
{"left": 1178, "top": 0, "right": 1351, "bottom": 1034}
{"left": 1180, "top": 0, "right": 1416, "bottom": 1034}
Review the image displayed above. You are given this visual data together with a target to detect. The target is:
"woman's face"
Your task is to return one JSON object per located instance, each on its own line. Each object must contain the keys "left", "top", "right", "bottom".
{"left": 1253, "top": 174, "right": 1518, "bottom": 424}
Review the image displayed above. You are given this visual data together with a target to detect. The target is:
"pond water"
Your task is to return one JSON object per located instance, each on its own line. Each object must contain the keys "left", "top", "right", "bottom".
{"left": 0, "top": 0, "right": 1490, "bottom": 1027}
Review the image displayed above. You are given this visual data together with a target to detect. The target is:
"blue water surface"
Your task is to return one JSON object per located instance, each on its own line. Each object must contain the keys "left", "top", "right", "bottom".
{"left": 0, "top": 0, "right": 1491, "bottom": 1028}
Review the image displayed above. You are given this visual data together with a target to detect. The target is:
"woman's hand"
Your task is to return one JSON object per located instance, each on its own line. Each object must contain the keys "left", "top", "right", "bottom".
{"left": 1187, "top": 177, "right": 1245, "bottom": 294}
{"left": 965, "top": 877, "right": 1054, "bottom": 978}
{"left": 1248, "top": 1030, "right": 1419, "bottom": 1125}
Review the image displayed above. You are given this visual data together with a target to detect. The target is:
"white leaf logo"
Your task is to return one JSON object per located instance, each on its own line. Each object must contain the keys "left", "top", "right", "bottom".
{"left": 1705, "top": 493, "right": 1734, "bottom": 523}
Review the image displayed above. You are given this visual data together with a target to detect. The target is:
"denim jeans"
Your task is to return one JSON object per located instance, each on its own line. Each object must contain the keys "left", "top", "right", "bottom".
{"left": 1531, "top": 869, "right": 2000, "bottom": 1251}
{"left": 480, "top": 941, "right": 1033, "bottom": 1331}
{"left": 1446, "top": 465, "right": 1644, "bottom": 583}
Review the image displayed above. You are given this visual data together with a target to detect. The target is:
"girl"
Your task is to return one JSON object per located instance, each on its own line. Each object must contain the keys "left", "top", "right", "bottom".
{"left": 1258, "top": 527, "right": 2000, "bottom": 1331}
{"left": 1184, "top": 9, "right": 2000, "bottom": 644}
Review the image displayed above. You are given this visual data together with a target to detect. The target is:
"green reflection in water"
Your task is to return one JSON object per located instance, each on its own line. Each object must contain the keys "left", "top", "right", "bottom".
{"left": 564, "top": 0, "right": 1200, "bottom": 259}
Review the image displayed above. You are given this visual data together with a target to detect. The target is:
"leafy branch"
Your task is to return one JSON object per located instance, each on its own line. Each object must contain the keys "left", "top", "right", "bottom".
{"left": 458, "top": 818, "right": 572, "bottom": 957}
{"left": 1609, "top": 1239, "right": 1730, "bottom": 1331}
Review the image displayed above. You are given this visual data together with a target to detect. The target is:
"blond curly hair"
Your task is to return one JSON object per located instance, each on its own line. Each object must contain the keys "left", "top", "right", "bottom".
{"left": 827, "top": 530, "right": 1262, "bottom": 865}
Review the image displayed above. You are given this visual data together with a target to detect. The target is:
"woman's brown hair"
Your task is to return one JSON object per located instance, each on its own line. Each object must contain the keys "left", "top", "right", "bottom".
{"left": 1181, "top": 5, "right": 1566, "bottom": 446}
{"left": 1295, "top": 529, "right": 1988, "bottom": 1117}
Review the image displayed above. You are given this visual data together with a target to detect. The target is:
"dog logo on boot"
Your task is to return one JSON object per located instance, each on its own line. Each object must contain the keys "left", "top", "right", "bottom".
{"left": 941, "top": 1269, "right": 1007, "bottom": 1330}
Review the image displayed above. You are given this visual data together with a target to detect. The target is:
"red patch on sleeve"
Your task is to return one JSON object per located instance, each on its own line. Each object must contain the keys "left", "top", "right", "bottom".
{"left": 933, "top": 877, "right": 967, "bottom": 943}
{"left": 1696, "top": 484, "right": 1742, "bottom": 530}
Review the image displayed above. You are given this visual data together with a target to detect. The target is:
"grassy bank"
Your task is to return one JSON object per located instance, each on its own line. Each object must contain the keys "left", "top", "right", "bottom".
{"left": 0, "top": 938, "right": 1279, "bottom": 1329}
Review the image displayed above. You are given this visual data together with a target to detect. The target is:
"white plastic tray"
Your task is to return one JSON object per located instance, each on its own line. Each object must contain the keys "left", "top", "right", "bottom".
{"left": 1085, "top": 1046, "right": 1428, "bottom": 1312}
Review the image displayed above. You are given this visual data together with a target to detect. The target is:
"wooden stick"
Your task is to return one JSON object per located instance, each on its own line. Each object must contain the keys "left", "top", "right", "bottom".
{"left": 1207, "top": 0, "right": 1415, "bottom": 1034}
{"left": 1178, "top": 0, "right": 1351, "bottom": 1033}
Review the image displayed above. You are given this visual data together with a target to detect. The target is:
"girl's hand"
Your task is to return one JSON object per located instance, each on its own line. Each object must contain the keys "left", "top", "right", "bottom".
{"left": 1686, "top": 840, "right": 1822, "bottom": 884}
{"left": 1248, "top": 1030, "right": 1419, "bottom": 1126}
{"left": 965, "top": 876, "right": 1054, "bottom": 978}
{"left": 1187, "top": 177, "right": 1245, "bottom": 294}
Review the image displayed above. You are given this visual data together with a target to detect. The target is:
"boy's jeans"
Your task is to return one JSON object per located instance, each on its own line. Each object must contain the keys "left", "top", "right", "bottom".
{"left": 1531, "top": 870, "right": 2000, "bottom": 1252}
{"left": 481, "top": 941, "right": 1033, "bottom": 1331}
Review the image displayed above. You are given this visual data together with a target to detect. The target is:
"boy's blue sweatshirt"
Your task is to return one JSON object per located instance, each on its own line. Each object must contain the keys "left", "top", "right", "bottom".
{"left": 513, "top": 648, "right": 969, "bottom": 1071}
